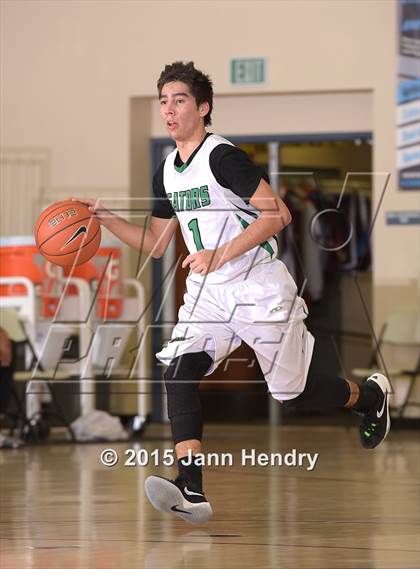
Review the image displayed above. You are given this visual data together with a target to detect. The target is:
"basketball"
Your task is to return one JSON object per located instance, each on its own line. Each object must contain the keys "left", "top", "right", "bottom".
{"left": 35, "top": 200, "right": 101, "bottom": 267}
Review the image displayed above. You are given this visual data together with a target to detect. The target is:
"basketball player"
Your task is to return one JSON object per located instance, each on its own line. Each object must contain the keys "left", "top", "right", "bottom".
{"left": 77, "top": 61, "right": 391, "bottom": 525}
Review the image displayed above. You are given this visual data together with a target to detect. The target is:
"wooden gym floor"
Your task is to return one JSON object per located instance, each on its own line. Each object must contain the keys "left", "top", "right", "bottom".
{"left": 0, "top": 424, "right": 419, "bottom": 569}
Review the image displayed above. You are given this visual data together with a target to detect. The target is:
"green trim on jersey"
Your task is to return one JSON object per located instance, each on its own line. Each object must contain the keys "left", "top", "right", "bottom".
{"left": 173, "top": 132, "right": 213, "bottom": 173}
{"left": 236, "top": 214, "right": 275, "bottom": 258}
{"left": 174, "top": 162, "right": 189, "bottom": 173}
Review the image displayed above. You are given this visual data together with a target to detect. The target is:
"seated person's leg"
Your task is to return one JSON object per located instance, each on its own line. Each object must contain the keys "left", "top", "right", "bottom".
{"left": 0, "top": 337, "right": 23, "bottom": 448}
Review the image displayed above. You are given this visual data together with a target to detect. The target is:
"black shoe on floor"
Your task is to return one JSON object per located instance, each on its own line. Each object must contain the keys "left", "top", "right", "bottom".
{"left": 145, "top": 475, "right": 213, "bottom": 525}
{"left": 359, "top": 373, "right": 391, "bottom": 450}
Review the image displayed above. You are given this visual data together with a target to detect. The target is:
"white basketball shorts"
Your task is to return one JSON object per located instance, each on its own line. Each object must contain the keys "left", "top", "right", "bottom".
{"left": 156, "top": 260, "right": 315, "bottom": 401}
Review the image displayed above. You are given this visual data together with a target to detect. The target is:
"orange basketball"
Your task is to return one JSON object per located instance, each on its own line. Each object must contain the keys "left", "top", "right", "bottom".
{"left": 35, "top": 200, "right": 101, "bottom": 267}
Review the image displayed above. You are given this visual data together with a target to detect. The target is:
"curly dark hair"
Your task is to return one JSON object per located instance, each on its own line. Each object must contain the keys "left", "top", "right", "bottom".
{"left": 157, "top": 61, "right": 213, "bottom": 127}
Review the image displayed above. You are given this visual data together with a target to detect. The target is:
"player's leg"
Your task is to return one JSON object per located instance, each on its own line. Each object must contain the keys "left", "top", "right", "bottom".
{"left": 248, "top": 318, "right": 391, "bottom": 450}
{"left": 283, "top": 370, "right": 391, "bottom": 450}
{"left": 147, "top": 277, "right": 242, "bottom": 522}
{"left": 145, "top": 351, "right": 214, "bottom": 525}
{"left": 165, "top": 351, "right": 210, "bottom": 489}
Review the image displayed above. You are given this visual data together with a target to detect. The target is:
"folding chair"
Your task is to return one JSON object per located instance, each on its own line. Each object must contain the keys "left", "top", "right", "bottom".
{"left": 352, "top": 309, "right": 420, "bottom": 418}
{"left": 0, "top": 307, "right": 75, "bottom": 441}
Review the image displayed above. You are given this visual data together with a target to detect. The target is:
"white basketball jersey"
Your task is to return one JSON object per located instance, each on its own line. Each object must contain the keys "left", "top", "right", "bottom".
{"left": 163, "top": 134, "right": 278, "bottom": 284}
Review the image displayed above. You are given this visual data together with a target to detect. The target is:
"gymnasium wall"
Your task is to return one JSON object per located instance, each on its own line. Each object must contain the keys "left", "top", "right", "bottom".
{"left": 1, "top": 0, "right": 418, "bottom": 330}
{"left": 150, "top": 92, "right": 374, "bottom": 138}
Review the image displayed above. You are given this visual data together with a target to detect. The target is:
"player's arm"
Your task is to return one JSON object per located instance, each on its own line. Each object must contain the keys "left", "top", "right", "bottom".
{"left": 71, "top": 198, "right": 178, "bottom": 258}
{"left": 104, "top": 212, "right": 178, "bottom": 259}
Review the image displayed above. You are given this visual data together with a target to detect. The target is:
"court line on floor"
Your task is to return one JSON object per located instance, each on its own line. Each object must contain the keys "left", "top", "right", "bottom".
{"left": 1, "top": 537, "right": 419, "bottom": 554}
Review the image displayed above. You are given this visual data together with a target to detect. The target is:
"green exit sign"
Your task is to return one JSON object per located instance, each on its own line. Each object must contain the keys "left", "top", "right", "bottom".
{"left": 231, "top": 58, "right": 265, "bottom": 84}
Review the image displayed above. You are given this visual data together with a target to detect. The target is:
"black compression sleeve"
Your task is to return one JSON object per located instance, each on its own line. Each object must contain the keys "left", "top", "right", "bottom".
{"left": 282, "top": 372, "right": 351, "bottom": 411}
{"left": 209, "top": 144, "right": 270, "bottom": 203}
{"left": 164, "top": 352, "right": 213, "bottom": 444}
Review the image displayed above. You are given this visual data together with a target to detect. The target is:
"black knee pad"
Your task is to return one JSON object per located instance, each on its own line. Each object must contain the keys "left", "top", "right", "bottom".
{"left": 164, "top": 351, "right": 212, "bottom": 444}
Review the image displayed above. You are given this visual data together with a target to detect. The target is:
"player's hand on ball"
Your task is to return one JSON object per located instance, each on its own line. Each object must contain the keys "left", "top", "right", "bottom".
{"left": 182, "top": 249, "right": 225, "bottom": 275}
{"left": 70, "top": 197, "right": 109, "bottom": 224}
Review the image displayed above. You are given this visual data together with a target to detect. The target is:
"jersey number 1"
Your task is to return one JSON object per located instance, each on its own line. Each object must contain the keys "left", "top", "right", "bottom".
{"left": 187, "top": 218, "right": 204, "bottom": 251}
